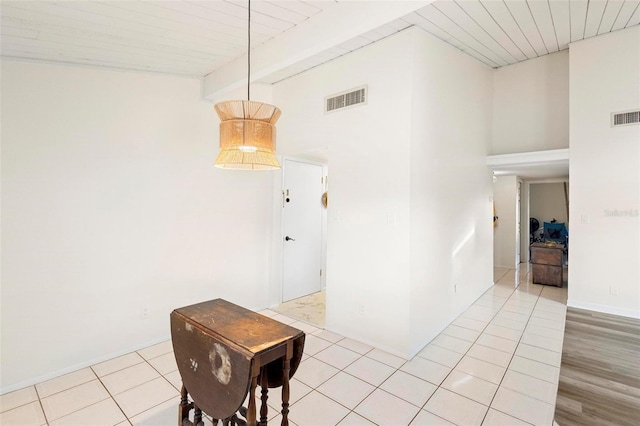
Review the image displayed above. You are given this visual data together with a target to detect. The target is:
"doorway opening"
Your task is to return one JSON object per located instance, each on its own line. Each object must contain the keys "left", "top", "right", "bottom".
{"left": 525, "top": 180, "right": 570, "bottom": 266}
{"left": 274, "top": 158, "right": 327, "bottom": 327}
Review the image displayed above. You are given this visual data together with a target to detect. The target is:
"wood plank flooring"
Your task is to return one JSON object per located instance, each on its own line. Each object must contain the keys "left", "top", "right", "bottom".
{"left": 555, "top": 307, "right": 640, "bottom": 425}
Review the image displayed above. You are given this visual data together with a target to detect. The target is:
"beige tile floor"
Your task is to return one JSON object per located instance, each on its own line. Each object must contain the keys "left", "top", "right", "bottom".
{"left": 274, "top": 291, "right": 326, "bottom": 328}
{"left": 0, "top": 266, "right": 567, "bottom": 425}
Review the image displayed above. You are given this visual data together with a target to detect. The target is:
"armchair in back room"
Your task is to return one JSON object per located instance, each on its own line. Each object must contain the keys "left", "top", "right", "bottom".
{"left": 543, "top": 221, "right": 568, "bottom": 251}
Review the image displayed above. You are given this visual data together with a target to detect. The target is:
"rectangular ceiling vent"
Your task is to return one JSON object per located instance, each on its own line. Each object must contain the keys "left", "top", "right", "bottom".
{"left": 611, "top": 109, "right": 640, "bottom": 127}
{"left": 325, "top": 85, "right": 367, "bottom": 113}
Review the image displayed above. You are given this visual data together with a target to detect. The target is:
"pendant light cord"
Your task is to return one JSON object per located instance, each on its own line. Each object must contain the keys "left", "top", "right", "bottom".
{"left": 247, "top": 0, "right": 251, "bottom": 101}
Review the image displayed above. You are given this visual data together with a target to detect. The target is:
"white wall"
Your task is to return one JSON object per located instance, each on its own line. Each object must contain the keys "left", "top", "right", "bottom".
{"left": 408, "top": 29, "right": 494, "bottom": 356}
{"left": 568, "top": 27, "right": 640, "bottom": 318}
{"left": 1, "top": 61, "right": 277, "bottom": 391}
{"left": 492, "top": 50, "right": 569, "bottom": 155}
{"left": 275, "top": 29, "right": 414, "bottom": 355}
{"left": 493, "top": 176, "right": 518, "bottom": 268}
{"left": 274, "top": 27, "right": 494, "bottom": 357}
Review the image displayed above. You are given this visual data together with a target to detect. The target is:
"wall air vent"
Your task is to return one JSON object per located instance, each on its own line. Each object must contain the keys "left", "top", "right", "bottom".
{"left": 611, "top": 109, "right": 640, "bottom": 127}
{"left": 325, "top": 85, "right": 367, "bottom": 113}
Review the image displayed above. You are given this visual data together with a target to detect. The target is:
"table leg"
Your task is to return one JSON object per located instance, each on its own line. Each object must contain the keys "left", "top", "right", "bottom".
{"left": 259, "top": 368, "right": 269, "bottom": 425}
{"left": 281, "top": 342, "right": 293, "bottom": 426}
{"left": 247, "top": 375, "right": 258, "bottom": 426}
{"left": 194, "top": 405, "right": 203, "bottom": 426}
{"left": 179, "top": 385, "right": 192, "bottom": 426}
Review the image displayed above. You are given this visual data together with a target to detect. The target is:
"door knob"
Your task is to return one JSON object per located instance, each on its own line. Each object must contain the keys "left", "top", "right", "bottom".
{"left": 285, "top": 236, "right": 295, "bottom": 241}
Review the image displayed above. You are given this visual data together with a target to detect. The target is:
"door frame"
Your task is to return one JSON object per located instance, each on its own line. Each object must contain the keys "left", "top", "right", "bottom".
{"left": 279, "top": 156, "right": 328, "bottom": 303}
{"left": 516, "top": 180, "right": 522, "bottom": 266}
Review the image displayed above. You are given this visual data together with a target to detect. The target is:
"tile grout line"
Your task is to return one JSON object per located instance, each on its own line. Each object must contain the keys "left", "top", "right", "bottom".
{"left": 427, "top": 282, "right": 520, "bottom": 425}
{"left": 36, "top": 368, "right": 112, "bottom": 425}
{"left": 300, "top": 329, "right": 449, "bottom": 424}
{"left": 472, "top": 289, "right": 525, "bottom": 425}
{"left": 281, "top": 287, "right": 504, "bottom": 424}
{"left": 91, "top": 349, "right": 176, "bottom": 425}
{"left": 485, "top": 282, "right": 568, "bottom": 424}
{"left": 126, "top": 353, "right": 185, "bottom": 423}
{"left": 16, "top": 269, "right": 567, "bottom": 426}
{"left": 304, "top": 343, "right": 377, "bottom": 425}
{"left": 370, "top": 275, "right": 534, "bottom": 424}
{"left": 320, "top": 276, "right": 522, "bottom": 424}
{"left": 250, "top": 281, "right": 545, "bottom": 425}
{"left": 91, "top": 364, "right": 132, "bottom": 426}
{"left": 420, "top": 269, "right": 563, "bottom": 425}
{"left": 482, "top": 281, "right": 544, "bottom": 425}
{"left": 33, "top": 381, "right": 49, "bottom": 426}
{"left": 229, "top": 280, "right": 552, "bottom": 425}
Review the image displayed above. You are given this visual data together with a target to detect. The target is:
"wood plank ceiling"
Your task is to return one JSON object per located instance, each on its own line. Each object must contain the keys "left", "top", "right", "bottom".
{"left": 0, "top": 0, "right": 327, "bottom": 77}
{"left": 2, "top": 1, "right": 639, "bottom": 84}
{"left": 405, "top": 0, "right": 640, "bottom": 68}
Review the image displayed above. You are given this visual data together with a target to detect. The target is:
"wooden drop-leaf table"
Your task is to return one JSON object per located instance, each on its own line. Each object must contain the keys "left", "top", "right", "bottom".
{"left": 171, "top": 299, "right": 305, "bottom": 426}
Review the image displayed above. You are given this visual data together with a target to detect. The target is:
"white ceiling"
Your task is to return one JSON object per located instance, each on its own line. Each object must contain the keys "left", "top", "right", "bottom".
{"left": 2, "top": 0, "right": 636, "bottom": 178}
{"left": 2, "top": 0, "right": 639, "bottom": 84}
{"left": 495, "top": 162, "right": 569, "bottom": 179}
{"left": 0, "top": 0, "right": 329, "bottom": 76}
{"left": 487, "top": 149, "right": 570, "bottom": 179}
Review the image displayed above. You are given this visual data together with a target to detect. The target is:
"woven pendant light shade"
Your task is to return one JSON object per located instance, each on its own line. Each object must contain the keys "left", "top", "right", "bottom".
{"left": 214, "top": 100, "right": 281, "bottom": 170}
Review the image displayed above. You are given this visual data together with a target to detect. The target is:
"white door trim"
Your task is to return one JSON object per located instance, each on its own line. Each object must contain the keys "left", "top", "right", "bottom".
{"left": 280, "top": 157, "right": 328, "bottom": 302}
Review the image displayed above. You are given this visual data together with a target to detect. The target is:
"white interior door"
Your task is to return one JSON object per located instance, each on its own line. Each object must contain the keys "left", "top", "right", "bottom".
{"left": 282, "top": 159, "right": 323, "bottom": 302}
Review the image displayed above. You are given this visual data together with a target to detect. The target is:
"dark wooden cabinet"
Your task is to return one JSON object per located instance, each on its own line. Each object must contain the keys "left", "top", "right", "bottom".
{"left": 531, "top": 243, "right": 564, "bottom": 287}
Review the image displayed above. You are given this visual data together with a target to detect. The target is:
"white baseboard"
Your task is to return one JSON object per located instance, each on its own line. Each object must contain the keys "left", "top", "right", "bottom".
{"left": 567, "top": 299, "right": 640, "bottom": 319}
{"left": 323, "top": 322, "right": 409, "bottom": 360}
{"left": 407, "top": 319, "right": 453, "bottom": 360}
{"left": 1, "top": 335, "right": 171, "bottom": 395}
{"left": 408, "top": 279, "right": 495, "bottom": 359}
